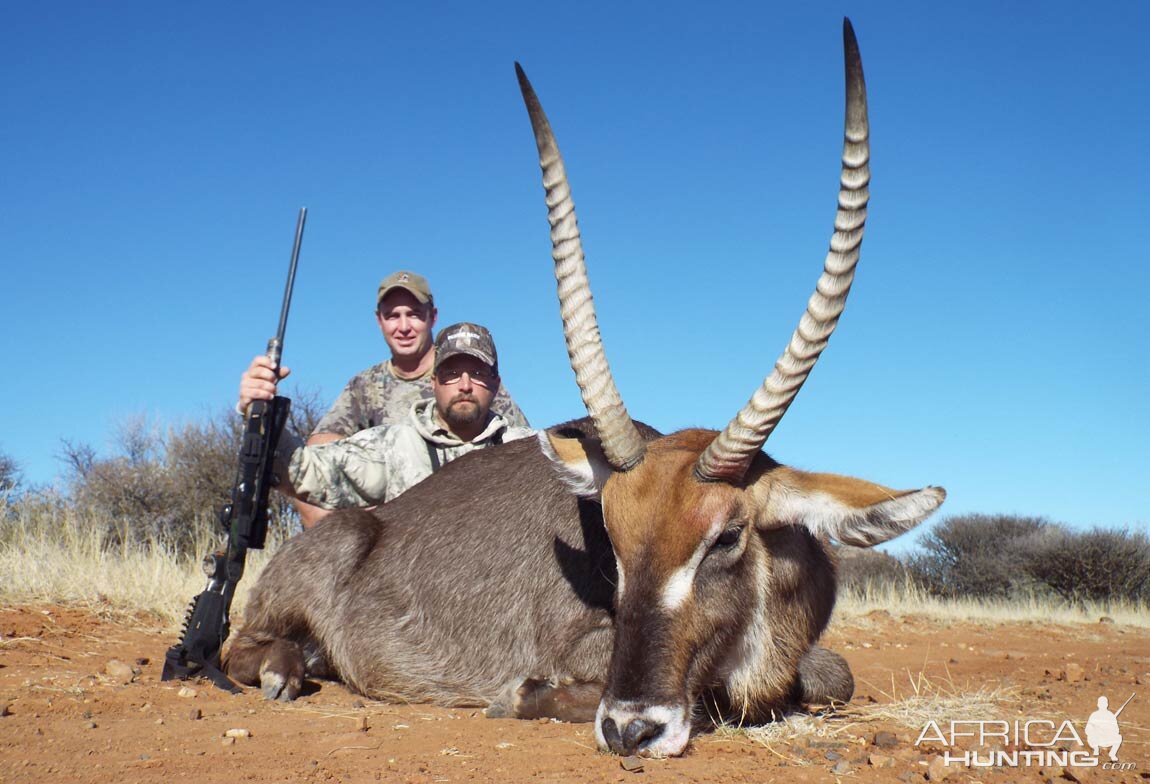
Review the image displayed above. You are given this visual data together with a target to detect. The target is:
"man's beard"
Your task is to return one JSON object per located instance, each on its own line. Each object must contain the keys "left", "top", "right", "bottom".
{"left": 443, "top": 395, "right": 482, "bottom": 428}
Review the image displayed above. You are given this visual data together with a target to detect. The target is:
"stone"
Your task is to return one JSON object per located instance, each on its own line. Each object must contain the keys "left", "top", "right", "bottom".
{"left": 831, "top": 759, "right": 851, "bottom": 775}
{"left": 1062, "top": 662, "right": 1085, "bottom": 683}
{"left": 872, "top": 730, "right": 900, "bottom": 749}
{"left": 868, "top": 753, "right": 896, "bottom": 768}
{"left": 1064, "top": 765, "right": 1093, "bottom": 782}
{"left": 355, "top": 717, "right": 369, "bottom": 732}
{"left": 105, "top": 659, "right": 136, "bottom": 684}
{"left": 177, "top": 687, "right": 197, "bottom": 698}
{"left": 224, "top": 728, "right": 251, "bottom": 739}
{"left": 620, "top": 756, "right": 644, "bottom": 772}
{"left": 188, "top": 708, "right": 202, "bottom": 721}
{"left": 926, "top": 755, "right": 951, "bottom": 781}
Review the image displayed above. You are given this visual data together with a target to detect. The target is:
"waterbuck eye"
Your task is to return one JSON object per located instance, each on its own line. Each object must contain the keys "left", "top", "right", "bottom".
{"left": 713, "top": 524, "right": 745, "bottom": 550}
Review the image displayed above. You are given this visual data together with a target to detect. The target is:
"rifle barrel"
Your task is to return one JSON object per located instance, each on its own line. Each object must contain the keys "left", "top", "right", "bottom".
{"left": 268, "top": 207, "right": 308, "bottom": 371}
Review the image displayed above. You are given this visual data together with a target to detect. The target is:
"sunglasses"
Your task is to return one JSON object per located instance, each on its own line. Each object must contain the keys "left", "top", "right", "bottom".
{"left": 436, "top": 366, "right": 496, "bottom": 388}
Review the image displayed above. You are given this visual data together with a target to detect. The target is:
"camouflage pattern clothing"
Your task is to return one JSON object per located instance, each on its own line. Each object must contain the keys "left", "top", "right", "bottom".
{"left": 284, "top": 399, "right": 535, "bottom": 509}
{"left": 311, "top": 360, "right": 529, "bottom": 437}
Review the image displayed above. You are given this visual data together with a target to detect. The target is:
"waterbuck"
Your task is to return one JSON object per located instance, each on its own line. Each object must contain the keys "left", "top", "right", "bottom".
{"left": 223, "top": 19, "right": 945, "bottom": 758}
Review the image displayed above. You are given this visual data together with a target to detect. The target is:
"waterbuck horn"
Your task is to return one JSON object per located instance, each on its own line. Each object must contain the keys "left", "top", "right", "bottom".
{"left": 516, "top": 62, "right": 647, "bottom": 471}
{"left": 695, "top": 18, "right": 871, "bottom": 484}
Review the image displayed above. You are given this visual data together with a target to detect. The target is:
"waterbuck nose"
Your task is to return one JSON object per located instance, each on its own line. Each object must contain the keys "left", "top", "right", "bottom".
{"left": 601, "top": 716, "right": 665, "bottom": 755}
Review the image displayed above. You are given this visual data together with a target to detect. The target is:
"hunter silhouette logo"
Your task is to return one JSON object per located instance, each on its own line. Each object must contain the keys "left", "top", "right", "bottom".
{"left": 1087, "top": 693, "right": 1133, "bottom": 762}
{"left": 915, "top": 691, "right": 1138, "bottom": 770}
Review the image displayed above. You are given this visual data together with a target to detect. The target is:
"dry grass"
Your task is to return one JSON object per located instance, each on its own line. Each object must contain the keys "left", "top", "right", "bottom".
{"left": 836, "top": 578, "right": 1150, "bottom": 627}
{"left": 846, "top": 666, "right": 1015, "bottom": 729}
{"left": 713, "top": 667, "right": 1017, "bottom": 752}
{"left": 0, "top": 493, "right": 286, "bottom": 629}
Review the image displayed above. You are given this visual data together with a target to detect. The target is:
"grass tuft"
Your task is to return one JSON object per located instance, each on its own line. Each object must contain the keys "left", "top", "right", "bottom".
{"left": 0, "top": 493, "right": 286, "bottom": 629}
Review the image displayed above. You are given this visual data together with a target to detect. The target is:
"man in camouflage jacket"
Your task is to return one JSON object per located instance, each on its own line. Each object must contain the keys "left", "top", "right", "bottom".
{"left": 276, "top": 323, "right": 534, "bottom": 509}
{"left": 239, "top": 270, "right": 528, "bottom": 526}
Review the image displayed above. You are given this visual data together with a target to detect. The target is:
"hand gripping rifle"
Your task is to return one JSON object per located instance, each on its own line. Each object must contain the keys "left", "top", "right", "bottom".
{"left": 161, "top": 207, "right": 307, "bottom": 691}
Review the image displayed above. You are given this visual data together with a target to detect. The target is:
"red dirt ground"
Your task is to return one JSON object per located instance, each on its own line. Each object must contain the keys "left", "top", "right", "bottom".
{"left": 1, "top": 605, "right": 1147, "bottom": 783}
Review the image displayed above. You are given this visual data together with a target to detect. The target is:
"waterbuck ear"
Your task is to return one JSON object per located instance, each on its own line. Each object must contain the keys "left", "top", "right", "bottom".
{"left": 539, "top": 432, "right": 614, "bottom": 500}
{"left": 753, "top": 466, "right": 946, "bottom": 547}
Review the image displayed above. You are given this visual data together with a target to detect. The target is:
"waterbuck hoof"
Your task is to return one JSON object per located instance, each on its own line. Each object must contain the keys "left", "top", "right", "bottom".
{"left": 260, "top": 670, "right": 301, "bottom": 701}
{"left": 257, "top": 641, "right": 305, "bottom": 701}
{"left": 483, "top": 703, "right": 511, "bottom": 719}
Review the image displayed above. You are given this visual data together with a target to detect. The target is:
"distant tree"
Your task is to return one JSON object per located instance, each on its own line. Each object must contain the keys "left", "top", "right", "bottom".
{"left": 1024, "top": 526, "right": 1150, "bottom": 605}
{"left": 0, "top": 449, "right": 21, "bottom": 495}
{"left": 836, "top": 547, "right": 913, "bottom": 593}
{"left": 60, "top": 385, "right": 326, "bottom": 555}
{"left": 905, "top": 514, "right": 1052, "bottom": 598}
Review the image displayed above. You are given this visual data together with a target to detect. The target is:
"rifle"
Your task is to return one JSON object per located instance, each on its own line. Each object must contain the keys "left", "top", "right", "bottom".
{"left": 161, "top": 207, "right": 307, "bottom": 691}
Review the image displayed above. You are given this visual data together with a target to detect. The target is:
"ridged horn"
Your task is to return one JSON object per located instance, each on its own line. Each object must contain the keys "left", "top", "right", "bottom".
{"left": 515, "top": 63, "right": 647, "bottom": 471}
{"left": 695, "top": 18, "right": 870, "bottom": 484}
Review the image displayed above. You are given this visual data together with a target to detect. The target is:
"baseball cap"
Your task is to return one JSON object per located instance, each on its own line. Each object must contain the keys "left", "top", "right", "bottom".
{"left": 434, "top": 322, "right": 498, "bottom": 373}
{"left": 377, "top": 270, "right": 434, "bottom": 307}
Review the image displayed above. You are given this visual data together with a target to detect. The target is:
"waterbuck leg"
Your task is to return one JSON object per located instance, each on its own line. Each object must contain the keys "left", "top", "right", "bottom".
{"left": 224, "top": 630, "right": 306, "bottom": 702}
{"left": 795, "top": 645, "right": 854, "bottom": 705}
{"left": 487, "top": 676, "right": 604, "bottom": 722}
{"left": 514, "top": 676, "right": 604, "bottom": 722}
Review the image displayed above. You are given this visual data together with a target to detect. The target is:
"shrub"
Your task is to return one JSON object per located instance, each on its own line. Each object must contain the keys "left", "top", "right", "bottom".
{"left": 0, "top": 449, "right": 21, "bottom": 496}
{"left": 1024, "top": 526, "right": 1150, "bottom": 605}
{"left": 59, "top": 386, "right": 325, "bottom": 557}
{"left": 836, "top": 547, "right": 914, "bottom": 594}
{"left": 905, "top": 514, "right": 1052, "bottom": 599}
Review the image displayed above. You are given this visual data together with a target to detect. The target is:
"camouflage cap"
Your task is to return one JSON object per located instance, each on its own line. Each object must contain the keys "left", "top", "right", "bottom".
{"left": 434, "top": 322, "right": 498, "bottom": 373}
{"left": 377, "top": 270, "right": 434, "bottom": 307}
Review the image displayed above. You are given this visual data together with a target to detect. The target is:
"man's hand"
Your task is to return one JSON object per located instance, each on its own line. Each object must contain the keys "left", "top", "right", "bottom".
{"left": 238, "top": 355, "right": 291, "bottom": 413}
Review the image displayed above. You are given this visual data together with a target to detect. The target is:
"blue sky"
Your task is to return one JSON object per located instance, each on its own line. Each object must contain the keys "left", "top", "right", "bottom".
{"left": 2, "top": 2, "right": 1147, "bottom": 550}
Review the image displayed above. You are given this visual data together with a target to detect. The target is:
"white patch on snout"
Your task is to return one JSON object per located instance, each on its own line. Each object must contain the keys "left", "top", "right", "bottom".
{"left": 595, "top": 699, "right": 692, "bottom": 758}
{"left": 659, "top": 517, "right": 724, "bottom": 611}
